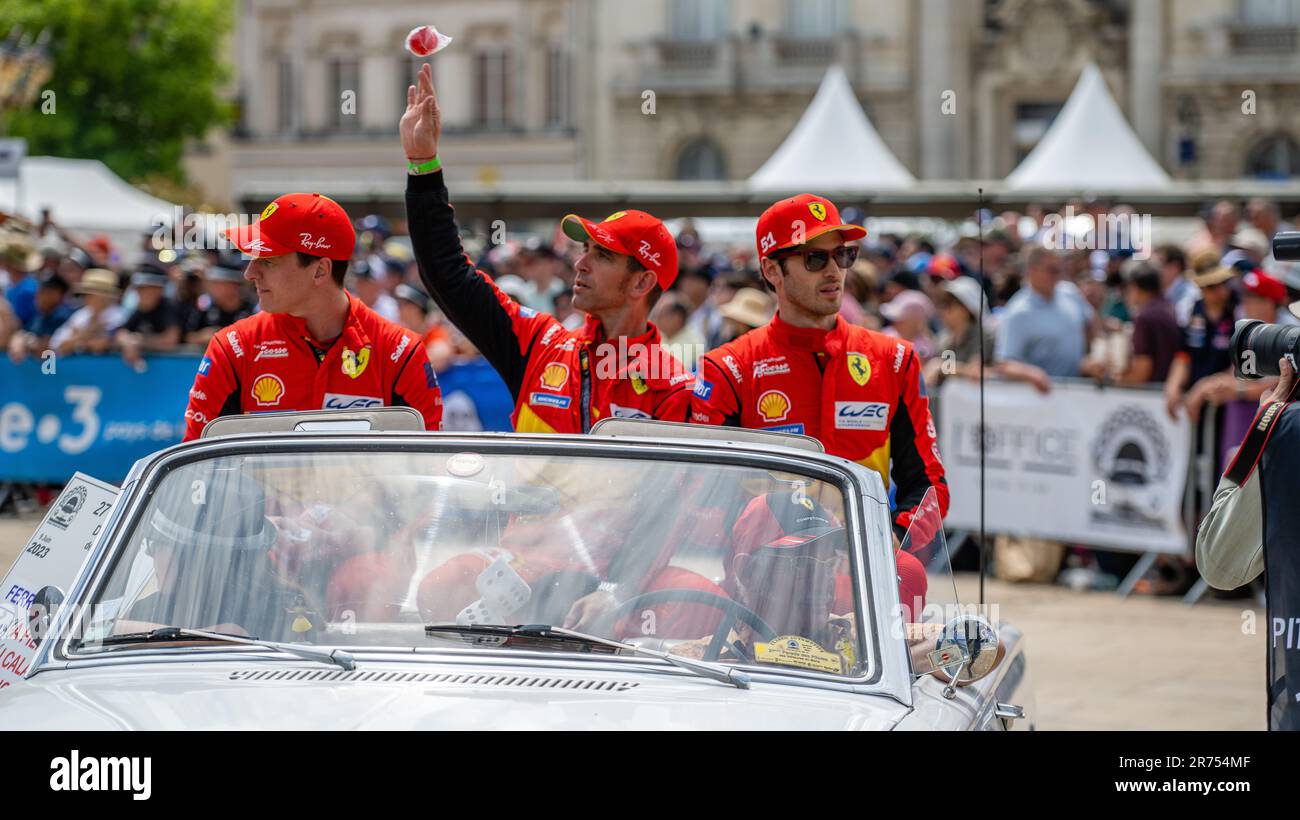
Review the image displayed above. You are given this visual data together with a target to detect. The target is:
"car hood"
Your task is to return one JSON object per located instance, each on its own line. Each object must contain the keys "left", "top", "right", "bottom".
{"left": 0, "top": 658, "right": 907, "bottom": 730}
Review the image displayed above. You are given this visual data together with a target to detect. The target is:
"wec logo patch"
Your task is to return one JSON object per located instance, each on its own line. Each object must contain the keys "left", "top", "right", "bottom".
{"left": 323, "top": 393, "right": 382, "bottom": 410}
{"left": 834, "top": 401, "right": 889, "bottom": 430}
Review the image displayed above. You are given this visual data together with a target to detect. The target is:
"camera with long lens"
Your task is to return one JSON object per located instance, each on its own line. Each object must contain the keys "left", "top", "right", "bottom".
{"left": 1231, "top": 320, "right": 1300, "bottom": 379}
{"left": 1230, "top": 233, "right": 1300, "bottom": 379}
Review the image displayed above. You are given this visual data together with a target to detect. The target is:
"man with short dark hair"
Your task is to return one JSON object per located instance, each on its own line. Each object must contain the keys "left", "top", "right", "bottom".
{"left": 400, "top": 63, "right": 692, "bottom": 433}
{"left": 181, "top": 193, "right": 442, "bottom": 440}
{"left": 691, "top": 193, "right": 947, "bottom": 546}
{"left": 1084, "top": 263, "right": 1181, "bottom": 385}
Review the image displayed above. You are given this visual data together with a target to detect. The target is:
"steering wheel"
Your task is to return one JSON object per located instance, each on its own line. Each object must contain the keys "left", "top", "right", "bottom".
{"left": 594, "top": 588, "right": 778, "bottom": 662}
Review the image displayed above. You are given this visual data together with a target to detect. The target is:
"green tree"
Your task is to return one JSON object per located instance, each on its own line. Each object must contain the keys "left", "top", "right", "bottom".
{"left": 0, "top": 0, "right": 232, "bottom": 183}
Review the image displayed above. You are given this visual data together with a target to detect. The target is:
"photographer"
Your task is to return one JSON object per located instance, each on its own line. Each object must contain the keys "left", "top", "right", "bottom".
{"left": 1196, "top": 320, "right": 1300, "bottom": 731}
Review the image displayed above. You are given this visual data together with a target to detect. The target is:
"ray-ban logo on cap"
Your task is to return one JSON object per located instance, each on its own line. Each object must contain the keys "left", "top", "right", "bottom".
{"left": 638, "top": 240, "right": 661, "bottom": 267}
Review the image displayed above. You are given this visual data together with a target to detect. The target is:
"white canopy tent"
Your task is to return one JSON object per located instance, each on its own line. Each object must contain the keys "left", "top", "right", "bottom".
{"left": 0, "top": 155, "right": 177, "bottom": 241}
{"left": 748, "top": 65, "right": 916, "bottom": 193}
{"left": 1005, "top": 63, "right": 1172, "bottom": 192}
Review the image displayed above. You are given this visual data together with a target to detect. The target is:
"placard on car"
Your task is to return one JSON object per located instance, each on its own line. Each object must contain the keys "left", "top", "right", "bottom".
{"left": 0, "top": 472, "right": 118, "bottom": 688}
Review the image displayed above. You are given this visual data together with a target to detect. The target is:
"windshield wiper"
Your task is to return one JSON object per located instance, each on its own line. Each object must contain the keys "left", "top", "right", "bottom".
{"left": 424, "top": 623, "right": 750, "bottom": 690}
{"left": 93, "top": 627, "right": 356, "bottom": 671}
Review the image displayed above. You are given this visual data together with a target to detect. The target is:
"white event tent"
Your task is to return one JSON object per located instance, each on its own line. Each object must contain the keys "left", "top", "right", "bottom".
{"left": 0, "top": 156, "right": 177, "bottom": 241}
{"left": 1005, "top": 63, "right": 1172, "bottom": 192}
{"left": 748, "top": 65, "right": 916, "bottom": 193}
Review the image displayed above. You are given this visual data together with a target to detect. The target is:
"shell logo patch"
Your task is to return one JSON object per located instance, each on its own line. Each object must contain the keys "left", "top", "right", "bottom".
{"left": 260, "top": 202, "right": 279, "bottom": 221}
{"left": 847, "top": 352, "right": 872, "bottom": 387}
{"left": 808, "top": 201, "right": 827, "bottom": 221}
{"left": 540, "top": 362, "right": 569, "bottom": 390}
{"left": 757, "top": 389, "right": 791, "bottom": 423}
{"left": 252, "top": 373, "right": 285, "bottom": 406}
{"left": 342, "top": 346, "right": 371, "bottom": 379}
{"left": 604, "top": 211, "right": 627, "bottom": 222}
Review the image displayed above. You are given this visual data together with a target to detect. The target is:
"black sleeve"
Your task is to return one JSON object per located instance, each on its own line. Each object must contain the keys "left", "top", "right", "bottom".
{"left": 405, "top": 170, "right": 531, "bottom": 398}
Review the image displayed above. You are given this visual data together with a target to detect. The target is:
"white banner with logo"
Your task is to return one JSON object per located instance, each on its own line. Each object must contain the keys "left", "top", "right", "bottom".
{"left": 937, "top": 379, "right": 1190, "bottom": 554}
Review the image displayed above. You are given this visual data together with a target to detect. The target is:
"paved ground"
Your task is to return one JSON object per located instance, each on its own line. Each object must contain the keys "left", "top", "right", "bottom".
{"left": 0, "top": 511, "right": 1265, "bottom": 729}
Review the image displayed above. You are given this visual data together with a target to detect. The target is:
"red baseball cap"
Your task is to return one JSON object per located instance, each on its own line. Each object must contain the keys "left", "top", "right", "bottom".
{"left": 1243, "top": 269, "right": 1287, "bottom": 305}
{"left": 225, "top": 193, "right": 356, "bottom": 262}
{"left": 728, "top": 491, "right": 844, "bottom": 572}
{"left": 561, "top": 209, "right": 679, "bottom": 289}
{"left": 755, "top": 193, "right": 867, "bottom": 260}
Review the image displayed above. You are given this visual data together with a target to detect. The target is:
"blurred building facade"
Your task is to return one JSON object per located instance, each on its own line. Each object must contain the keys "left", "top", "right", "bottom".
{"left": 222, "top": 0, "right": 1300, "bottom": 207}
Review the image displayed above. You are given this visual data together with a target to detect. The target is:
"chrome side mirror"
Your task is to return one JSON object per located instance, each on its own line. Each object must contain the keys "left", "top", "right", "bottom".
{"left": 27, "top": 585, "right": 65, "bottom": 648}
{"left": 930, "top": 615, "right": 1004, "bottom": 697}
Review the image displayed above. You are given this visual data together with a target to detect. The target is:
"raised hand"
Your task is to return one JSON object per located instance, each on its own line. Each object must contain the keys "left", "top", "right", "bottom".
{"left": 400, "top": 62, "right": 441, "bottom": 162}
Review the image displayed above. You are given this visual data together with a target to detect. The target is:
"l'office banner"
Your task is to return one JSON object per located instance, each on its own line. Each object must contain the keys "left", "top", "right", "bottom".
{"left": 937, "top": 379, "right": 1191, "bottom": 554}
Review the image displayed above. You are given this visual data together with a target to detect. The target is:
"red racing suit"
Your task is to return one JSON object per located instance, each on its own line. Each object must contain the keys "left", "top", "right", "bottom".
{"left": 405, "top": 170, "right": 693, "bottom": 433}
{"left": 182, "top": 291, "right": 442, "bottom": 440}
{"left": 691, "top": 313, "right": 948, "bottom": 538}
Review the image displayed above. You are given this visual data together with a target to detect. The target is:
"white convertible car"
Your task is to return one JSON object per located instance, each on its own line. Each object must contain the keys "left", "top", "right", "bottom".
{"left": 0, "top": 409, "right": 1033, "bottom": 730}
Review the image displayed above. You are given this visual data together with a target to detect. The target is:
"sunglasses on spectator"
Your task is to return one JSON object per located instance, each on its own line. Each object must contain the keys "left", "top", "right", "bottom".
{"left": 774, "top": 245, "right": 859, "bottom": 272}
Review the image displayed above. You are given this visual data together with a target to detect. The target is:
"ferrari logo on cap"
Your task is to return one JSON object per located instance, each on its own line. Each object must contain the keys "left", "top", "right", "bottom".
{"left": 342, "top": 346, "right": 371, "bottom": 379}
{"left": 260, "top": 202, "right": 279, "bottom": 221}
{"left": 798, "top": 496, "right": 815, "bottom": 511}
{"left": 605, "top": 211, "right": 627, "bottom": 222}
{"left": 847, "top": 352, "right": 871, "bottom": 387}
{"left": 808, "top": 201, "right": 827, "bottom": 221}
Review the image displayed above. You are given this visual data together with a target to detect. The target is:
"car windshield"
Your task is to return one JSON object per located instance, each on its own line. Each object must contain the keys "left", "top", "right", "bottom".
{"left": 72, "top": 448, "right": 870, "bottom": 677}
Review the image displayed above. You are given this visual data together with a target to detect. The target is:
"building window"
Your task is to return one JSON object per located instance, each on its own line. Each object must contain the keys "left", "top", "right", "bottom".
{"left": 1241, "top": 0, "right": 1300, "bottom": 23}
{"left": 676, "top": 138, "right": 727, "bottom": 180}
{"left": 784, "top": 0, "right": 841, "bottom": 38}
{"left": 474, "top": 50, "right": 512, "bottom": 128}
{"left": 1244, "top": 134, "right": 1300, "bottom": 179}
{"left": 277, "top": 57, "right": 295, "bottom": 134}
{"left": 1013, "top": 102, "right": 1062, "bottom": 165}
{"left": 669, "top": 0, "right": 728, "bottom": 39}
{"left": 330, "top": 58, "right": 360, "bottom": 131}
{"left": 545, "top": 47, "right": 570, "bottom": 128}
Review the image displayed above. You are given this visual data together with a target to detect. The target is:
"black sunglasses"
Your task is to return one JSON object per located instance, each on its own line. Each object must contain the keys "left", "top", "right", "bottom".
{"left": 775, "top": 245, "right": 859, "bottom": 272}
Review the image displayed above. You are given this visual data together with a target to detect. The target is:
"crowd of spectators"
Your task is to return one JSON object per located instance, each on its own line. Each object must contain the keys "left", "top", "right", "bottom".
{"left": 4, "top": 196, "right": 1297, "bottom": 595}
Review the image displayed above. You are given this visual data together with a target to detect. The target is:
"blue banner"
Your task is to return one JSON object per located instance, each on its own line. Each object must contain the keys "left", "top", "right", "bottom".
{"left": 0, "top": 354, "right": 514, "bottom": 485}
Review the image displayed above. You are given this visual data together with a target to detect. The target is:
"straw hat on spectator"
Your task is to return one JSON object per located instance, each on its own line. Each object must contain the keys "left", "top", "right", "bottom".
{"left": 1192, "top": 265, "right": 1236, "bottom": 289}
{"left": 1, "top": 238, "right": 40, "bottom": 272}
{"left": 77, "top": 269, "right": 122, "bottom": 299}
{"left": 720, "top": 288, "right": 774, "bottom": 329}
{"left": 1230, "top": 227, "right": 1270, "bottom": 259}
{"left": 1189, "top": 246, "right": 1222, "bottom": 275}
